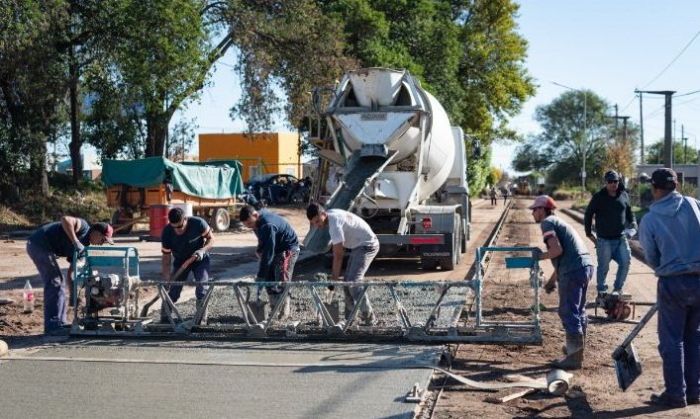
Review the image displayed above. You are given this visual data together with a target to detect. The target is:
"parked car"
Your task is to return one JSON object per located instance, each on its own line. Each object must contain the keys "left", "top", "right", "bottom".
{"left": 246, "top": 174, "right": 309, "bottom": 206}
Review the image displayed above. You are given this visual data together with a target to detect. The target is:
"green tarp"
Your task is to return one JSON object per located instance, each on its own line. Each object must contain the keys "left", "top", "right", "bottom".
{"left": 102, "top": 157, "right": 244, "bottom": 200}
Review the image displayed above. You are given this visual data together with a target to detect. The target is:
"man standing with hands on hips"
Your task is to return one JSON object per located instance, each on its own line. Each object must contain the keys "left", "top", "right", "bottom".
{"left": 639, "top": 168, "right": 700, "bottom": 409}
{"left": 584, "top": 170, "right": 637, "bottom": 297}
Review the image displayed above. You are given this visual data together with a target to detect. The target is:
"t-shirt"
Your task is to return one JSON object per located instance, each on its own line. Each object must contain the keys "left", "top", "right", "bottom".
{"left": 541, "top": 215, "right": 593, "bottom": 275}
{"left": 29, "top": 219, "right": 90, "bottom": 259}
{"left": 327, "top": 209, "right": 378, "bottom": 249}
{"left": 161, "top": 216, "right": 210, "bottom": 264}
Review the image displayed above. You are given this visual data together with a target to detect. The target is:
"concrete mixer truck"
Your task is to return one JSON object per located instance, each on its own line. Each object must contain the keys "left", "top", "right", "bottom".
{"left": 305, "top": 68, "right": 470, "bottom": 270}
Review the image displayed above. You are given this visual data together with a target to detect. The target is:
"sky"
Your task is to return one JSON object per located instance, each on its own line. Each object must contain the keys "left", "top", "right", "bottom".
{"left": 168, "top": 1, "right": 700, "bottom": 173}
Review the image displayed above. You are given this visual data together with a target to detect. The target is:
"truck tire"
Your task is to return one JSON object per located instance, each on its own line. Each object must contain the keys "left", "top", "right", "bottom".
{"left": 210, "top": 208, "right": 231, "bottom": 232}
{"left": 111, "top": 210, "right": 133, "bottom": 235}
{"left": 441, "top": 215, "right": 461, "bottom": 271}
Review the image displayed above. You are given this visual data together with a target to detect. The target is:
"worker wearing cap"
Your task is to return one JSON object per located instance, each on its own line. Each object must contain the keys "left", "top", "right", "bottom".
{"left": 160, "top": 207, "right": 214, "bottom": 323}
{"left": 239, "top": 205, "right": 300, "bottom": 321}
{"left": 26, "top": 216, "right": 114, "bottom": 333}
{"left": 307, "top": 203, "right": 378, "bottom": 325}
{"left": 530, "top": 195, "right": 594, "bottom": 370}
{"left": 639, "top": 168, "right": 700, "bottom": 408}
{"left": 584, "top": 170, "right": 637, "bottom": 296}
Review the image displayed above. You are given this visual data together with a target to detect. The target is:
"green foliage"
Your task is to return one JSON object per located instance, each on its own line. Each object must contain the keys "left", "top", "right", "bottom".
{"left": 322, "top": 0, "right": 534, "bottom": 195}
{"left": 513, "top": 90, "right": 623, "bottom": 187}
{"left": 645, "top": 140, "right": 699, "bottom": 165}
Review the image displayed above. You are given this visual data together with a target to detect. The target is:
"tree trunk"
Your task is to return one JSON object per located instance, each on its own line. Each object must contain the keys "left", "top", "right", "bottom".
{"left": 68, "top": 46, "right": 83, "bottom": 184}
{"left": 30, "top": 137, "right": 49, "bottom": 197}
{"left": 145, "top": 113, "right": 170, "bottom": 157}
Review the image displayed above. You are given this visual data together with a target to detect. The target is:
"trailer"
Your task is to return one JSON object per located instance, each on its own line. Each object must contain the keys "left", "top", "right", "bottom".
{"left": 305, "top": 68, "right": 470, "bottom": 270}
{"left": 102, "top": 157, "right": 244, "bottom": 232}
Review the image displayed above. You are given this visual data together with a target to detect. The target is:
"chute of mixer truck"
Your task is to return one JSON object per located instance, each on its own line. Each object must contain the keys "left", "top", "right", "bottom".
{"left": 305, "top": 68, "right": 470, "bottom": 270}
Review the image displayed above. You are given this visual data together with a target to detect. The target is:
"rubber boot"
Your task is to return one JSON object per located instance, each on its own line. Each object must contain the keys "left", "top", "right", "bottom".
{"left": 562, "top": 328, "right": 586, "bottom": 355}
{"left": 196, "top": 299, "right": 208, "bottom": 325}
{"left": 552, "top": 333, "right": 584, "bottom": 370}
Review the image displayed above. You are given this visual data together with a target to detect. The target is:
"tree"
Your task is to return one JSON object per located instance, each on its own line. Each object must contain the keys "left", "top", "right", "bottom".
{"left": 513, "top": 90, "right": 613, "bottom": 187}
{"left": 320, "top": 0, "right": 535, "bottom": 195}
{"left": 0, "top": 1, "right": 70, "bottom": 198}
{"left": 646, "top": 140, "right": 699, "bottom": 165}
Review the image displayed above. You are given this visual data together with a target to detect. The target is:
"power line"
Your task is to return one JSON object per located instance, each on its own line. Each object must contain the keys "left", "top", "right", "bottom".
{"left": 641, "top": 29, "right": 700, "bottom": 89}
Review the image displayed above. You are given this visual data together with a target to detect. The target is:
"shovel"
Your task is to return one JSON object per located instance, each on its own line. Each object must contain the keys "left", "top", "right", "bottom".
{"left": 140, "top": 255, "right": 197, "bottom": 317}
{"left": 611, "top": 304, "right": 658, "bottom": 391}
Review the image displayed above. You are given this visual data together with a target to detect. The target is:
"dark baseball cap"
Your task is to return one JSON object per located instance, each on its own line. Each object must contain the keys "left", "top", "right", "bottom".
{"left": 650, "top": 167, "right": 677, "bottom": 187}
{"left": 91, "top": 222, "right": 114, "bottom": 244}
{"left": 604, "top": 170, "right": 620, "bottom": 181}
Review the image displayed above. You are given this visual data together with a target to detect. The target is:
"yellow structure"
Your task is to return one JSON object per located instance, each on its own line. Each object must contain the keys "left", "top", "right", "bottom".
{"left": 198, "top": 132, "right": 302, "bottom": 182}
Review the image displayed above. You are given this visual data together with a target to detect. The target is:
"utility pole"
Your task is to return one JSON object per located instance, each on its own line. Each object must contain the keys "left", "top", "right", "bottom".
{"left": 610, "top": 114, "right": 630, "bottom": 142}
{"left": 637, "top": 91, "right": 644, "bottom": 163}
{"left": 682, "top": 124, "right": 688, "bottom": 164}
{"left": 638, "top": 90, "right": 675, "bottom": 167}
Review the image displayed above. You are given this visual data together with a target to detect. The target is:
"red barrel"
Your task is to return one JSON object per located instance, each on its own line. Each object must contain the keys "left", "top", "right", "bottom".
{"left": 149, "top": 204, "right": 171, "bottom": 240}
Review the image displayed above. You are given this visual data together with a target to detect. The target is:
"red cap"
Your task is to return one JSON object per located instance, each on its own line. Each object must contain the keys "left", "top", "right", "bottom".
{"left": 92, "top": 222, "right": 114, "bottom": 244}
{"left": 528, "top": 195, "right": 557, "bottom": 210}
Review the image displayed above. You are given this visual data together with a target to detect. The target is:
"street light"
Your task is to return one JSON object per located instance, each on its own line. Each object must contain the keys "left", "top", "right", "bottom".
{"left": 552, "top": 81, "right": 587, "bottom": 193}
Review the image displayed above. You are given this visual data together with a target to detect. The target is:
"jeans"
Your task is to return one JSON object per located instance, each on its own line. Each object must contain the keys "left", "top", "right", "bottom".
{"left": 595, "top": 237, "right": 631, "bottom": 292}
{"left": 657, "top": 274, "right": 700, "bottom": 400}
{"left": 26, "top": 240, "right": 67, "bottom": 332}
{"left": 263, "top": 247, "right": 300, "bottom": 296}
{"left": 558, "top": 265, "right": 594, "bottom": 335}
{"left": 343, "top": 244, "right": 379, "bottom": 319}
{"left": 167, "top": 257, "right": 211, "bottom": 302}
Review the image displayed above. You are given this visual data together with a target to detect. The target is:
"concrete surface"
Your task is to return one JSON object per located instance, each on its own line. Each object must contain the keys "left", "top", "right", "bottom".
{"left": 0, "top": 340, "right": 442, "bottom": 419}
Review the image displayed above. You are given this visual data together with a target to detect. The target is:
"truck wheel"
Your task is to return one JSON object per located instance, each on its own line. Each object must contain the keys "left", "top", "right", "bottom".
{"left": 111, "top": 210, "right": 133, "bottom": 235}
{"left": 210, "top": 208, "right": 230, "bottom": 232}
{"left": 441, "top": 215, "right": 461, "bottom": 271}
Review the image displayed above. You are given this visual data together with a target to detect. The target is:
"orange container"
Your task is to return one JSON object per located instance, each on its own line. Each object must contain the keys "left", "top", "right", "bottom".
{"left": 149, "top": 205, "right": 171, "bottom": 240}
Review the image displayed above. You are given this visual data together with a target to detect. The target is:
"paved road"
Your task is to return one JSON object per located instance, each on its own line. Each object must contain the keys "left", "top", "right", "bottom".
{"left": 1, "top": 339, "right": 441, "bottom": 419}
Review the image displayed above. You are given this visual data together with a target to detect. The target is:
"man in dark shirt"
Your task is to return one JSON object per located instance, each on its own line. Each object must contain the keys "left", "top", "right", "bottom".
{"left": 240, "top": 205, "right": 300, "bottom": 321}
{"left": 584, "top": 170, "right": 637, "bottom": 296}
{"left": 26, "top": 216, "right": 114, "bottom": 333}
{"left": 161, "top": 207, "right": 214, "bottom": 324}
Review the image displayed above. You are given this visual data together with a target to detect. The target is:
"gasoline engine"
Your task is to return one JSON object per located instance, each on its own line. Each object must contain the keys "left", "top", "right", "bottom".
{"left": 84, "top": 271, "right": 138, "bottom": 316}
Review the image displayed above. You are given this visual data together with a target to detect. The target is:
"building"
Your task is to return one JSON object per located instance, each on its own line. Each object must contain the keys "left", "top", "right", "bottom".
{"left": 55, "top": 156, "right": 102, "bottom": 180}
{"left": 636, "top": 162, "right": 700, "bottom": 198}
{"left": 198, "top": 132, "right": 302, "bottom": 182}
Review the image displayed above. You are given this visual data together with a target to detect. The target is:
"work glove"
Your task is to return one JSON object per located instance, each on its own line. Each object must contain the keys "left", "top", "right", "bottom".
{"left": 623, "top": 228, "right": 637, "bottom": 239}
{"left": 193, "top": 249, "right": 206, "bottom": 261}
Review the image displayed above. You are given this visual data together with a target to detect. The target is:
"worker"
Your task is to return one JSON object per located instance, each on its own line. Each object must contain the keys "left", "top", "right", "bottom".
{"left": 489, "top": 187, "right": 498, "bottom": 206}
{"left": 530, "top": 195, "right": 594, "bottom": 370}
{"left": 502, "top": 187, "right": 509, "bottom": 205}
{"left": 584, "top": 170, "right": 637, "bottom": 297}
{"left": 160, "top": 207, "right": 214, "bottom": 324}
{"left": 639, "top": 168, "right": 700, "bottom": 408}
{"left": 239, "top": 205, "right": 300, "bottom": 321}
{"left": 26, "top": 217, "right": 114, "bottom": 333}
{"left": 307, "top": 203, "right": 378, "bottom": 325}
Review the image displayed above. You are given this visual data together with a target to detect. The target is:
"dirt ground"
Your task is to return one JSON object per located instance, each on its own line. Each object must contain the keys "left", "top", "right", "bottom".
{"left": 431, "top": 200, "right": 699, "bottom": 418}
{"left": 0, "top": 207, "right": 310, "bottom": 339}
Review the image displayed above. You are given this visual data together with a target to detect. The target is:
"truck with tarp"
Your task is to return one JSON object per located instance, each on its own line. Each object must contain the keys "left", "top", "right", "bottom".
{"left": 102, "top": 157, "right": 244, "bottom": 233}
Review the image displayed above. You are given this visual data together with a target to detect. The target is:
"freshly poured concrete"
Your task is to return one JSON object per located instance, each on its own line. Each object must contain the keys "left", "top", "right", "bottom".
{"left": 0, "top": 339, "right": 441, "bottom": 419}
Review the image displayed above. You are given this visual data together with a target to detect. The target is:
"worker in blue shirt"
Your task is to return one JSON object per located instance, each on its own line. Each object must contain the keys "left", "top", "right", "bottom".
{"left": 639, "top": 168, "right": 700, "bottom": 409}
{"left": 161, "top": 207, "right": 214, "bottom": 324}
{"left": 240, "top": 205, "right": 300, "bottom": 321}
{"left": 26, "top": 216, "right": 114, "bottom": 333}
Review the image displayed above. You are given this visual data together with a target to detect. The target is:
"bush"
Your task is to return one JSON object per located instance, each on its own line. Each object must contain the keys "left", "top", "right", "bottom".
{"left": 10, "top": 189, "right": 111, "bottom": 228}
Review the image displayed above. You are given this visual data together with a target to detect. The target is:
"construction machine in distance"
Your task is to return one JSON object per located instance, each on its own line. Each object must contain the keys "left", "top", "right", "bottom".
{"left": 305, "top": 68, "right": 470, "bottom": 270}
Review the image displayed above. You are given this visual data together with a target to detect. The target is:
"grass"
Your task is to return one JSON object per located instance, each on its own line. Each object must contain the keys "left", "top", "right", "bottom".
{"left": 0, "top": 205, "right": 33, "bottom": 232}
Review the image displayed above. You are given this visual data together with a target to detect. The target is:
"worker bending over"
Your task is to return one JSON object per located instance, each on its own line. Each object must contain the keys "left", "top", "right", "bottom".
{"left": 26, "top": 216, "right": 113, "bottom": 333}
{"left": 160, "top": 207, "right": 214, "bottom": 324}
{"left": 307, "top": 203, "right": 378, "bottom": 325}
{"left": 240, "top": 205, "right": 300, "bottom": 321}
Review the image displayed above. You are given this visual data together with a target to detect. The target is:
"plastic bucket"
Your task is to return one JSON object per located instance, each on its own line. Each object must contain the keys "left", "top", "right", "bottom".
{"left": 149, "top": 204, "right": 171, "bottom": 240}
